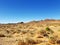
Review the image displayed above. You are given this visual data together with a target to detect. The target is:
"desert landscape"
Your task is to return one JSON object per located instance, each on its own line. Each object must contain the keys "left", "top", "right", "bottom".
{"left": 0, "top": 0, "right": 60, "bottom": 45}
{"left": 0, "top": 19, "right": 60, "bottom": 45}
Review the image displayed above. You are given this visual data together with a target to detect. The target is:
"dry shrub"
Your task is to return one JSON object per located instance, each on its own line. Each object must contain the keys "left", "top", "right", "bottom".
{"left": 26, "top": 38, "right": 43, "bottom": 44}
{"left": 46, "top": 27, "right": 54, "bottom": 33}
{"left": 40, "top": 30, "right": 46, "bottom": 35}
{"left": 18, "top": 40, "right": 29, "bottom": 45}
{"left": 37, "top": 35, "right": 43, "bottom": 38}
{"left": 26, "top": 38, "right": 38, "bottom": 44}
{"left": 18, "top": 38, "right": 43, "bottom": 45}
{"left": 18, "top": 39, "right": 35, "bottom": 45}
{"left": 0, "top": 34, "right": 5, "bottom": 37}
{"left": 39, "top": 30, "right": 49, "bottom": 37}
{"left": 35, "top": 39, "right": 43, "bottom": 44}
{"left": 49, "top": 36, "right": 58, "bottom": 44}
{"left": 56, "top": 39, "right": 60, "bottom": 44}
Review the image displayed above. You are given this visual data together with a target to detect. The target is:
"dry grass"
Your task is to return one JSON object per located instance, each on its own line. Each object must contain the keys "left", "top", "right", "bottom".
{"left": 0, "top": 19, "right": 60, "bottom": 45}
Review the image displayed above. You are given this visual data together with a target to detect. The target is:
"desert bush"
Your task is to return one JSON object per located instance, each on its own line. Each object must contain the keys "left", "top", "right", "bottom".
{"left": 6, "top": 30, "right": 10, "bottom": 33}
{"left": 10, "top": 30, "right": 16, "bottom": 34}
{"left": 39, "top": 30, "right": 49, "bottom": 37}
{"left": 35, "top": 39, "right": 43, "bottom": 44}
{"left": 0, "top": 34, "right": 5, "bottom": 37}
{"left": 49, "top": 36, "right": 57, "bottom": 44}
{"left": 16, "top": 30, "right": 21, "bottom": 33}
{"left": 29, "top": 30, "right": 35, "bottom": 35}
{"left": 56, "top": 39, "right": 60, "bottom": 44}
{"left": 46, "top": 27, "right": 54, "bottom": 33}
{"left": 25, "top": 37, "right": 42, "bottom": 45}
{"left": 18, "top": 40, "right": 34, "bottom": 45}
{"left": 40, "top": 30, "right": 46, "bottom": 35}
{"left": 43, "top": 33, "right": 49, "bottom": 37}
{"left": 6, "top": 30, "right": 15, "bottom": 34}
{"left": 17, "top": 22, "right": 24, "bottom": 24}
{"left": 46, "top": 27, "right": 50, "bottom": 31}
{"left": 27, "top": 39, "right": 38, "bottom": 44}
{"left": 37, "top": 35, "right": 43, "bottom": 38}
{"left": 18, "top": 40, "right": 26, "bottom": 45}
{"left": 21, "top": 22, "right": 24, "bottom": 24}
{"left": 21, "top": 30, "right": 27, "bottom": 34}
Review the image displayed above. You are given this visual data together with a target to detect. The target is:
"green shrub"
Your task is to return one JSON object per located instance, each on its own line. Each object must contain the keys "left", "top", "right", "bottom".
{"left": 46, "top": 27, "right": 54, "bottom": 33}
{"left": 46, "top": 27, "right": 50, "bottom": 31}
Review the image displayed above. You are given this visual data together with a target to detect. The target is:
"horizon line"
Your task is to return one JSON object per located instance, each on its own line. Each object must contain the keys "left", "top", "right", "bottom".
{"left": 0, "top": 18, "right": 60, "bottom": 24}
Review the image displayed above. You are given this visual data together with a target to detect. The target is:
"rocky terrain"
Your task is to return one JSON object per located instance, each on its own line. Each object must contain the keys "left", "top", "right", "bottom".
{"left": 0, "top": 19, "right": 60, "bottom": 45}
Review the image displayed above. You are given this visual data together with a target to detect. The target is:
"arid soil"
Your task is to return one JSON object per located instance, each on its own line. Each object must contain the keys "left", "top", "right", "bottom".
{"left": 0, "top": 19, "right": 60, "bottom": 45}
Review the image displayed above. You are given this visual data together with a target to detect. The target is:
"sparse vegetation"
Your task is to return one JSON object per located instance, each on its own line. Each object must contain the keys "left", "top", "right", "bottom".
{"left": 0, "top": 34, "right": 5, "bottom": 37}
{"left": 40, "top": 30, "right": 46, "bottom": 35}
{"left": 46, "top": 27, "right": 54, "bottom": 33}
{"left": 46, "top": 27, "right": 50, "bottom": 31}
{"left": 0, "top": 20, "right": 60, "bottom": 45}
{"left": 49, "top": 35, "right": 58, "bottom": 44}
{"left": 56, "top": 40, "right": 60, "bottom": 44}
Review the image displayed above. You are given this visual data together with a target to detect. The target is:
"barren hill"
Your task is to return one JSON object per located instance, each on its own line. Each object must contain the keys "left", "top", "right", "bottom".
{"left": 0, "top": 19, "right": 60, "bottom": 29}
{"left": 0, "top": 19, "right": 60, "bottom": 45}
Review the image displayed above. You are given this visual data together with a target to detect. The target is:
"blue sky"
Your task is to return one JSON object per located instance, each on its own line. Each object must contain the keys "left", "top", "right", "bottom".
{"left": 0, "top": 0, "right": 60, "bottom": 23}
